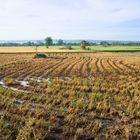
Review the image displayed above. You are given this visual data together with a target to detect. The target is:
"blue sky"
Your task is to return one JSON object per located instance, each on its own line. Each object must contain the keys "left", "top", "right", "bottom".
{"left": 0, "top": 0, "right": 140, "bottom": 40}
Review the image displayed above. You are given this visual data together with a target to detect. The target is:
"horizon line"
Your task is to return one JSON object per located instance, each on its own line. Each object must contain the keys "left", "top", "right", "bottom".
{"left": 0, "top": 39, "right": 140, "bottom": 42}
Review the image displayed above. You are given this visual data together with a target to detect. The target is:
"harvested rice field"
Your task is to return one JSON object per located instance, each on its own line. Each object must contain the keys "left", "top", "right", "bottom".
{"left": 0, "top": 52, "right": 140, "bottom": 139}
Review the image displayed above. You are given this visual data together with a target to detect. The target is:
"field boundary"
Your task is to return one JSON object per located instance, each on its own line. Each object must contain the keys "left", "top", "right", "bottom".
{"left": 1, "top": 50, "right": 140, "bottom": 55}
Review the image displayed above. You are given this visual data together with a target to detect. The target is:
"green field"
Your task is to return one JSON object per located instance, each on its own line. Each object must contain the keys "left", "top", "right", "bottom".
{"left": 48, "top": 45, "right": 140, "bottom": 52}
{"left": 90, "top": 46, "right": 140, "bottom": 51}
{"left": 0, "top": 46, "right": 140, "bottom": 54}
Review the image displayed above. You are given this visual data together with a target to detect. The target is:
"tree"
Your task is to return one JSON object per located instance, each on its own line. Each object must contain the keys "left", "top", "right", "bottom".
{"left": 80, "top": 40, "right": 88, "bottom": 50}
{"left": 35, "top": 45, "right": 39, "bottom": 55}
{"left": 26, "top": 41, "right": 34, "bottom": 46}
{"left": 100, "top": 41, "right": 110, "bottom": 47}
{"left": 57, "top": 39, "right": 63, "bottom": 46}
{"left": 45, "top": 37, "right": 53, "bottom": 48}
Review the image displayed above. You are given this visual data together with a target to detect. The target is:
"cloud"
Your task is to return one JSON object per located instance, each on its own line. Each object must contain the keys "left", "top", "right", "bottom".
{"left": 111, "top": 8, "right": 123, "bottom": 13}
{"left": 0, "top": 0, "right": 140, "bottom": 40}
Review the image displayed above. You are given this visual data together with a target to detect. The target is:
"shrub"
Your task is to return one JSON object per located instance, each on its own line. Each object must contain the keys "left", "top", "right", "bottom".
{"left": 67, "top": 46, "right": 73, "bottom": 50}
{"left": 34, "top": 53, "right": 47, "bottom": 58}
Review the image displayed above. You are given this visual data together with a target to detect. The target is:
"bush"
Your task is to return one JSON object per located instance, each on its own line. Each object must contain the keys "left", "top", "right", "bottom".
{"left": 87, "top": 47, "right": 91, "bottom": 50}
{"left": 81, "top": 45, "right": 86, "bottom": 50}
{"left": 34, "top": 54, "right": 47, "bottom": 58}
{"left": 66, "top": 46, "right": 73, "bottom": 50}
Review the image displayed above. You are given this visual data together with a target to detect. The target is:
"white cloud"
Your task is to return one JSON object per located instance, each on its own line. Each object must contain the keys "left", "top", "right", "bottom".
{"left": 0, "top": 0, "right": 140, "bottom": 40}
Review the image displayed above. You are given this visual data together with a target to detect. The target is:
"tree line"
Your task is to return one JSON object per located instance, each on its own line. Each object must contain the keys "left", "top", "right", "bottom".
{"left": 0, "top": 37, "right": 140, "bottom": 47}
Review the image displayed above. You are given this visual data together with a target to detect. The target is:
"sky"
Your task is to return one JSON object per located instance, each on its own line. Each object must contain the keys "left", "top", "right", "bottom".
{"left": 0, "top": 0, "right": 140, "bottom": 41}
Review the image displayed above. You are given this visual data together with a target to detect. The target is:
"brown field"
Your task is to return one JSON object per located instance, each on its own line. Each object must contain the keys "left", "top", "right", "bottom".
{"left": 0, "top": 53, "right": 140, "bottom": 78}
{"left": 0, "top": 52, "right": 140, "bottom": 139}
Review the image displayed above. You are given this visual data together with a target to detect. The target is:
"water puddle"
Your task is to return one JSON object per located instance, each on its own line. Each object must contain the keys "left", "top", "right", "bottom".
{"left": 0, "top": 80, "right": 7, "bottom": 88}
{"left": 0, "top": 80, "right": 4, "bottom": 85}
{"left": 0, "top": 76, "right": 72, "bottom": 92}
{"left": 45, "top": 77, "right": 51, "bottom": 85}
{"left": 0, "top": 79, "right": 29, "bottom": 92}
{"left": 18, "top": 80, "right": 29, "bottom": 87}
{"left": 37, "top": 79, "right": 42, "bottom": 83}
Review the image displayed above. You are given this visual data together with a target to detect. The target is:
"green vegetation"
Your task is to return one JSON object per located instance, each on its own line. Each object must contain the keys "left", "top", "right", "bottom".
{"left": 45, "top": 37, "right": 53, "bottom": 48}
{"left": 34, "top": 53, "right": 47, "bottom": 58}
{"left": 80, "top": 40, "right": 89, "bottom": 50}
{"left": 48, "top": 45, "right": 140, "bottom": 52}
{"left": 0, "top": 45, "right": 140, "bottom": 53}
{"left": 57, "top": 39, "right": 64, "bottom": 46}
{"left": 89, "top": 46, "right": 140, "bottom": 51}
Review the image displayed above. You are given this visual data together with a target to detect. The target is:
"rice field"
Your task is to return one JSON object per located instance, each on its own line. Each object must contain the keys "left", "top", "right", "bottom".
{"left": 0, "top": 46, "right": 140, "bottom": 53}
{"left": 0, "top": 52, "right": 140, "bottom": 139}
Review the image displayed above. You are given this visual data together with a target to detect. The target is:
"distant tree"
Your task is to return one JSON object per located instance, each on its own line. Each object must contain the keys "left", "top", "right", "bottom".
{"left": 100, "top": 41, "right": 110, "bottom": 47}
{"left": 36, "top": 41, "right": 44, "bottom": 46}
{"left": 80, "top": 40, "right": 88, "bottom": 50}
{"left": 26, "top": 41, "right": 34, "bottom": 46}
{"left": 45, "top": 37, "right": 53, "bottom": 48}
{"left": 57, "top": 39, "right": 64, "bottom": 46}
